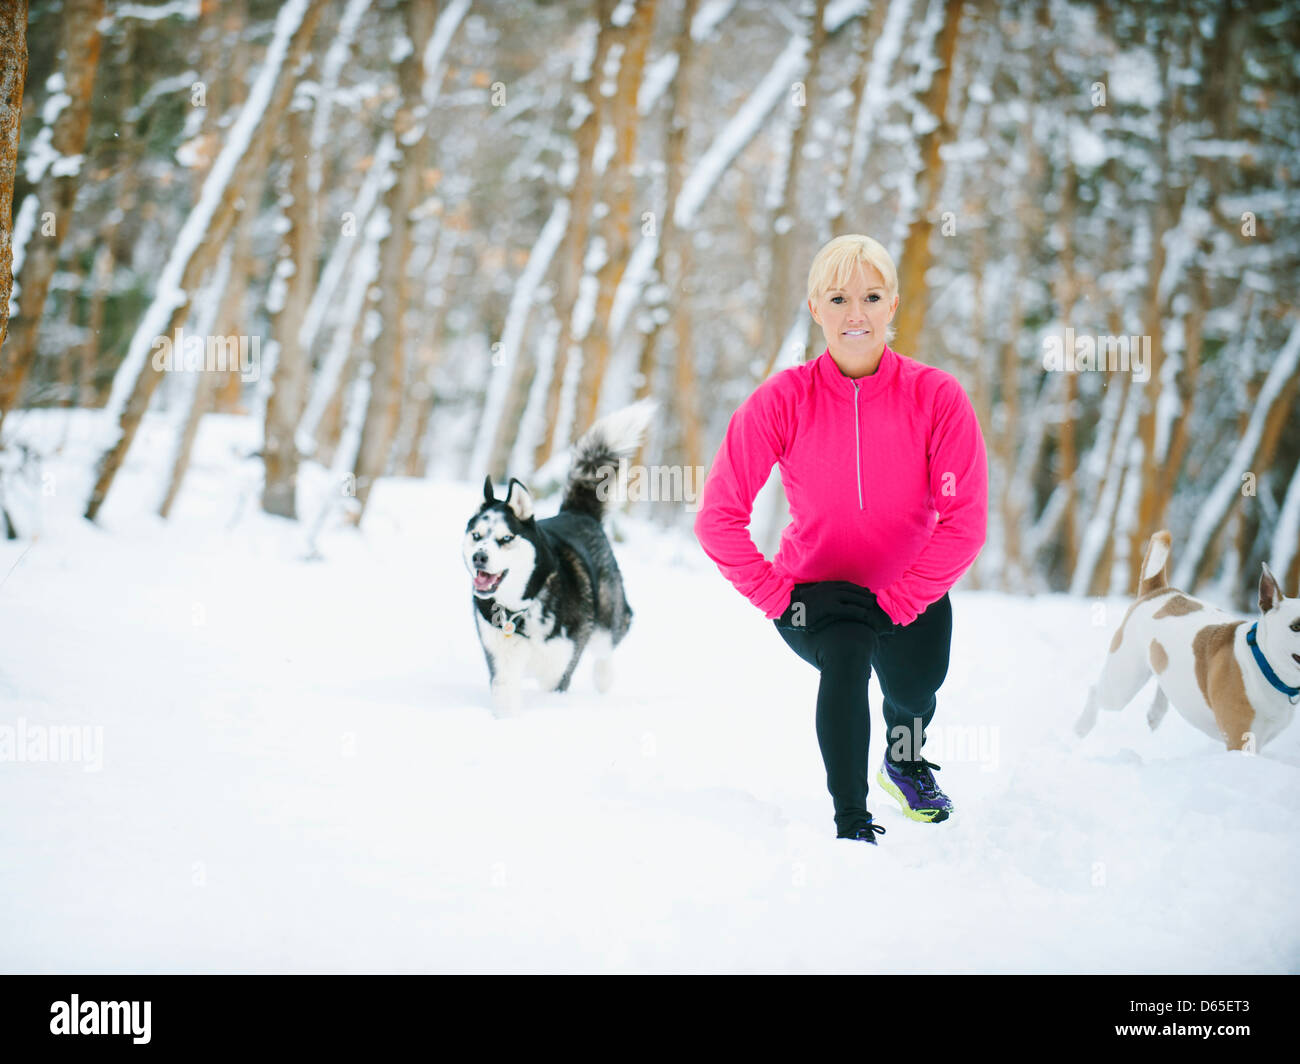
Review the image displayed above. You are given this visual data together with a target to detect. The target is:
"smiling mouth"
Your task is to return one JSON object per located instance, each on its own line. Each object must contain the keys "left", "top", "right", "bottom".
{"left": 843, "top": 329, "right": 869, "bottom": 336}
{"left": 473, "top": 569, "right": 506, "bottom": 595}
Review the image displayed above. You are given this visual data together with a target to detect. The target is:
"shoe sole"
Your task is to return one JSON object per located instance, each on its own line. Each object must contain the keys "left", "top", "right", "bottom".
{"left": 876, "top": 771, "right": 952, "bottom": 823}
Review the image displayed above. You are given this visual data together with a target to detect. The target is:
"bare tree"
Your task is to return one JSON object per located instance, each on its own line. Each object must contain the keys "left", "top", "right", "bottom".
{"left": 0, "top": 0, "right": 28, "bottom": 368}
{"left": 0, "top": 0, "right": 102, "bottom": 431}
{"left": 261, "top": 69, "right": 320, "bottom": 519}
{"left": 350, "top": 0, "right": 439, "bottom": 519}
{"left": 891, "top": 0, "right": 965, "bottom": 354}
{"left": 573, "top": 0, "right": 658, "bottom": 435}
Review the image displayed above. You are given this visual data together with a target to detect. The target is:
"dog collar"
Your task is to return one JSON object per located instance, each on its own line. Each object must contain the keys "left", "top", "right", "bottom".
{"left": 492, "top": 605, "right": 529, "bottom": 638}
{"left": 1246, "top": 622, "right": 1300, "bottom": 703}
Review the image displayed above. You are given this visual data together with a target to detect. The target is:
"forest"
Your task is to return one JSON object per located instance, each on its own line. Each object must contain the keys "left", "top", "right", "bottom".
{"left": 0, "top": 0, "right": 1296, "bottom": 606}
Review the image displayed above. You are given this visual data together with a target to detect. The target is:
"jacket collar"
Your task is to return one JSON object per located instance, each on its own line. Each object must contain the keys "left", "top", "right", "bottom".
{"left": 812, "top": 344, "right": 898, "bottom": 401}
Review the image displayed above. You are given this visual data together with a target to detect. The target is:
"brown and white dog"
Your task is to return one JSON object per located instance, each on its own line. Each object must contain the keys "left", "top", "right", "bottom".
{"left": 1075, "top": 530, "right": 1300, "bottom": 751}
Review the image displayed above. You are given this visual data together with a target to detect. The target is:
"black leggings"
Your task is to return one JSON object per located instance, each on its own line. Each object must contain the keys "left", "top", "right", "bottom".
{"left": 774, "top": 591, "right": 952, "bottom": 833}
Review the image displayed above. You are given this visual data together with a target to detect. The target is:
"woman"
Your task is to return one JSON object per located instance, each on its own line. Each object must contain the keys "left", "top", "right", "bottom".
{"left": 693, "top": 234, "right": 988, "bottom": 844}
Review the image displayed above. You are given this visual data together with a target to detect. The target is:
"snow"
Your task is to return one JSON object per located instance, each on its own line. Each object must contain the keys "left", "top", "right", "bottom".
{"left": 6, "top": 194, "right": 38, "bottom": 319}
{"left": 1107, "top": 48, "right": 1163, "bottom": 109}
{"left": 1, "top": 408, "right": 1297, "bottom": 973}
{"left": 607, "top": 234, "right": 657, "bottom": 346}
{"left": 101, "top": 1, "right": 199, "bottom": 28}
{"left": 611, "top": 0, "right": 636, "bottom": 28}
{"left": 21, "top": 78, "right": 71, "bottom": 185}
{"left": 125, "top": 71, "right": 198, "bottom": 124}
{"left": 420, "top": 0, "right": 472, "bottom": 110}
{"left": 691, "top": 0, "right": 738, "bottom": 42}
{"left": 1068, "top": 121, "right": 1108, "bottom": 169}
{"left": 638, "top": 53, "right": 678, "bottom": 116}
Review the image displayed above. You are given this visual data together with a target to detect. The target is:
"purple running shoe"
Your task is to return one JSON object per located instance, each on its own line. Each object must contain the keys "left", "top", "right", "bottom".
{"left": 877, "top": 755, "right": 952, "bottom": 822}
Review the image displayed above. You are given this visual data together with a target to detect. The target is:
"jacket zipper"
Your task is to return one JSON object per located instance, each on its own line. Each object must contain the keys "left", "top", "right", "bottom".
{"left": 854, "top": 380, "right": 862, "bottom": 510}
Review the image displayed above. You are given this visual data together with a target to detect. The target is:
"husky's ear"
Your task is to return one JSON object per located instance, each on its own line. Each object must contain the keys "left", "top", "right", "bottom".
{"left": 505, "top": 477, "right": 534, "bottom": 522}
{"left": 483, "top": 476, "right": 496, "bottom": 505}
{"left": 1260, "top": 562, "right": 1284, "bottom": 613}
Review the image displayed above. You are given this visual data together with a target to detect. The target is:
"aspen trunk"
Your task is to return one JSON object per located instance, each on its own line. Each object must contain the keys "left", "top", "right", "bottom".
{"left": 0, "top": 0, "right": 28, "bottom": 371}
{"left": 262, "top": 73, "right": 319, "bottom": 519}
{"left": 891, "top": 0, "right": 964, "bottom": 354}
{"left": 630, "top": 0, "right": 698, "bottom": 477}
{"left": 573, "top": 0, "right": 657, "bottom": 435}
{"left": 825, "top": 0, "right": 889, "bottom": 237}
{"left": 759, "top": 0, "right": 827, "bottom": 379}
{"left": 0, "top": 0, "right": 102, "bottom": 429}
{"left": 532, "top": 0, "right": 616, "bottom": 472}
{"left": 1153, "top": 259, "right": 1206, "bottom": 525}
{"left": 350, "top": 0, "right": 437, "bottom": 518}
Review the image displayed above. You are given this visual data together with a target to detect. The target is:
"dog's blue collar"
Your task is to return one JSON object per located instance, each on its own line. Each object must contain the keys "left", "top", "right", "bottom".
{"left": 1246, "top": 622, "right": 1300, "bottom": 703}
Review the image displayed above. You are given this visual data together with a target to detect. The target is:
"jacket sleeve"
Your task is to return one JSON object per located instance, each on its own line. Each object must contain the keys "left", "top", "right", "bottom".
{"left": 693, "top": 377, "right": 797, "bottom": 619}
{"left": 873, "top": 377, "right": 989, "bottom": 627}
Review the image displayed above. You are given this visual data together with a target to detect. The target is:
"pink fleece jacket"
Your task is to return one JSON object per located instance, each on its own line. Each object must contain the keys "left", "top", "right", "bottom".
{"left": 693, "top": 345, "right": 988, "bottom": 627}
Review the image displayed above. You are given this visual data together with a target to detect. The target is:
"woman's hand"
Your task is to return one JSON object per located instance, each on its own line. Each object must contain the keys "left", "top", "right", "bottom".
{"left": 775, "top": 581, "right": 895, "bottom": 634}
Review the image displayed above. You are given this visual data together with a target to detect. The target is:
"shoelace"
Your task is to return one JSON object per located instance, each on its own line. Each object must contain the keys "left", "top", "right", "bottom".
{"left": 847, "top": 820, "right": 886, "bottom": 839}
{"left": 897, "top": 757, "right": 942, "bottom": 800}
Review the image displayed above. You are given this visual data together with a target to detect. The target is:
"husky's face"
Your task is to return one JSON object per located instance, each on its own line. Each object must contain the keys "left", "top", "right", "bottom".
{"left": 1258, "top": 562, "right": 1300, "bottom": 684}
{"left": 463, "top": 477, "right": 539, "bottom": 606}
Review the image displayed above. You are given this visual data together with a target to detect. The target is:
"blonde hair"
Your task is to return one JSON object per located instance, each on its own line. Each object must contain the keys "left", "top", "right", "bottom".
{"left": 806, "top": 234, "right": 899, "bottom": 344}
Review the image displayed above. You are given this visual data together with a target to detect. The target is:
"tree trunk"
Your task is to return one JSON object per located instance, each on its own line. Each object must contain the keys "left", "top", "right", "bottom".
{"left": 532, "top": 0, "right": 616, "bottom": 472}
{"left": 0, "top": 0, "right": 103, "bottom": 430}
{"left": 825, "top": 0, "right": 890, "bottom": 237}
{"left": 573, "top": 0, "right": 657, "bottom": 435}
{"left": 350, "top": 0, "right": 438, "bottom": 519}
{"left": 629, "top": 0, "right": 699, "bottom": 482}
{"left": 0, "top": 0, "right": 28, "bottom": 374}
{"left": 262, "top": 71, "right": 319, "bottom": 518}
{"left": 210, "top": 0, "right": 254, "bottom": 414}
{"left": 891, "top": 0, "right": 965, "bottom": 355}
{"left": 1126, "top": 20, "right": 1191, "bottom": 592}
{"left": 758, "top": 0, "right": 827, "bottom": 379}
{"left": 1153, "top": 258, "right": 1206, "bottom": 525}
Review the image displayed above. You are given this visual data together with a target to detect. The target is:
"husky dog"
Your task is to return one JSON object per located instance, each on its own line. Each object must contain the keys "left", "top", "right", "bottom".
{"left": 463, "top": 400, "right": 656, "bottom": 716}
{"left": 1075, "top": 530, "right": 1300, "bottom": 751}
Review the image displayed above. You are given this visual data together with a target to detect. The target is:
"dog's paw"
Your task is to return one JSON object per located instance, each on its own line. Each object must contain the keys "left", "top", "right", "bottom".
{"left": 594, "top": 657, "right": 613, "bottom": 694}
{"left": 1073, "top": 687, "right": 1099, "bottom": 738}
{"left": 491, "top": 685, "right": 523, "bottom": 719}
{"left": 1146, "top": 687, "right": 1169, "bottom": 730}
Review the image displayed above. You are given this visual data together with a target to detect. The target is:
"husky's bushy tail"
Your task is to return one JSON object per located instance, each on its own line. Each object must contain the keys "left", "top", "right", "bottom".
{"left": 561, "top": 398, "right": 658, "bottom": 521}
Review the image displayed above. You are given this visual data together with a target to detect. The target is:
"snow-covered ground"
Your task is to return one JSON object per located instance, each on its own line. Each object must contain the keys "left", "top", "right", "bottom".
{"left": 1, "top": 409, "right": 1297, "bottom": 973}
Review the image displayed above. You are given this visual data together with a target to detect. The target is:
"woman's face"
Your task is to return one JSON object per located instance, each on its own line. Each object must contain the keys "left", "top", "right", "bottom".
{"left": 807, "top": 263, "right": 899, "bottom": 373}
